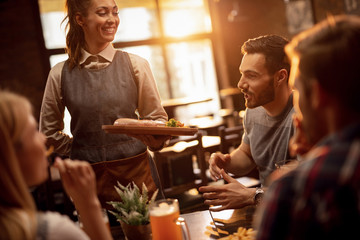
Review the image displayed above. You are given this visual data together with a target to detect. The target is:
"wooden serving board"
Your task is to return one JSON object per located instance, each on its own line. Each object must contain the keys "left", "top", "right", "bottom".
{"left": 102, "top": 125, "right": 198, "bottom": 136}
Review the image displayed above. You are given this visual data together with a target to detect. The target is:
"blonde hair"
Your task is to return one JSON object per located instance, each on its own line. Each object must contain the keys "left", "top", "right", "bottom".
{"left": 0, "top": 91, "right": 37, "bottom": 240}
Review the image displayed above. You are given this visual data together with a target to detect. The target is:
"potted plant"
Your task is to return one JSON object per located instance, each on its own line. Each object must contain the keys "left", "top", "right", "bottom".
{"left": 107, "top": 181, "right": 158, "bottom": 240}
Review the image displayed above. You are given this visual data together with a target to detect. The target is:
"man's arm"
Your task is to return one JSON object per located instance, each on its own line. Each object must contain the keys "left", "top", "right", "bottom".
{"left": 208, "top": 141, "right": 256, "bottom": 181}
{"left": 226, "top": 141, "right": 257, "bottom": 176}
{"left": 200, "top": 141, "right": 259, "bottom": 211}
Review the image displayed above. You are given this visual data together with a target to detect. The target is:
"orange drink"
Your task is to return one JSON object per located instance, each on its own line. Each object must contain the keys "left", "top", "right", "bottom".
{"left": 150, "top": 199, "right": 182, "bottom": 240}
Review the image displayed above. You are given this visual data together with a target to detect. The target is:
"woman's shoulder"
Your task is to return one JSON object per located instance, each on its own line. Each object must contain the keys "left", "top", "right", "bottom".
{"left": 38, "top": 211, "right": 90, "bottom": 240}
{"left": 50, "top": 61, "right": 66, "bottom": 71}
{"left": 121, "top": 51, "right": 149, "bottom": 66}
{"left": 48, "top": 61, "right": 66, "bottom": 80}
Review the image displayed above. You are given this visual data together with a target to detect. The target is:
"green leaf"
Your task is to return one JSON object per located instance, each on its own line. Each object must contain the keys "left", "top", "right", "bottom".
{"left": 107, "top": 181, "right": 158, "bottom": 225}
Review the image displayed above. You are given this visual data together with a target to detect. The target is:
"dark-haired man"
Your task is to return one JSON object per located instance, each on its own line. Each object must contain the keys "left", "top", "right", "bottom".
{"left": 200, "top": 35, "right": 295, "bottom": 210}
{"left": 255, "top": 15, "right": 360, "bottom": 239}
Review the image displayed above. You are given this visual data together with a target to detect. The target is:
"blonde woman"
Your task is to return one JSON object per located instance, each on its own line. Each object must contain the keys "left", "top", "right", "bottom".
{"left": 0, "top": 91, "right": 112, "bottom": 240}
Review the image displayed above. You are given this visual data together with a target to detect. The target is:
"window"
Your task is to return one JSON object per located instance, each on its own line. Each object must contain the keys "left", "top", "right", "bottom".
{"left": 38, "top": 0, "right": 221, "bottom": 128}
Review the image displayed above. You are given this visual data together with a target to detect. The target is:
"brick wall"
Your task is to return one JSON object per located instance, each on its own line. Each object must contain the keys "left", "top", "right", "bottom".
{"left": 0, "top": 0, "right": 50, "bottom": 121}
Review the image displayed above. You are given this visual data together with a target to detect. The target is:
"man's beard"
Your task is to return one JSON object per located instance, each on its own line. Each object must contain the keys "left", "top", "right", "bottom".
{"left": 244, "top": 80, "right": 275, "bottom": 109}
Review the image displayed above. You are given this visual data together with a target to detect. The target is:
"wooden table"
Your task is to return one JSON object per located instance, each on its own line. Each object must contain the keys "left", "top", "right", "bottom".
{"left": 181, "top": 205, "right": 257, "bottom": 239}
{"left": 161, "top": 136, "right": 220, "bottom": 153}
{"left": 111, "top": 205, "right": 257, "bottom": 240}
{"left": 162, "top": 96, "right": 213, "bottom": 119}
{"left": 188, "top": 117, "right": 225, "bottom": 136}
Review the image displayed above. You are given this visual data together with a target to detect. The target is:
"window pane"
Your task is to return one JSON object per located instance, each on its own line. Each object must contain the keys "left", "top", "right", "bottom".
{"left": 115, "top": 0, "right": 160, "bottom": 41}
{"left": 40, "top": 12, "right": 66, "bottom": 49}
{"left": 166, "top": 39, "right": 220, "bottom": 122}
{"left": 160, "top": 0, "right": 212, "bottom": 37}
{"left": 38, "top": 0, "right": 66, "bottom": 49}
{"left": 118, "top": 46, "right": 169, "bottom": 100}
{"left": 49, "top": 54, "right": 68, "bottom": 68}
{"left": 39, "top": 0, "right": 160, "bottom": 48}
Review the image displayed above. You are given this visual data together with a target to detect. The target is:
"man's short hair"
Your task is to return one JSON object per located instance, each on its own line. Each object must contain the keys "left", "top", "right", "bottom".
{"left": 241, "top": 35, "right": 290, "bottom": 76}
{"left": 286, "top": 15, "right": 360, "bottom": 113}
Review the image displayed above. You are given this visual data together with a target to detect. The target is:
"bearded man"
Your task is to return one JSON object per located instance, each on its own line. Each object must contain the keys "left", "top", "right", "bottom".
{"left": 200, "top": 35, "right": 295, "bottom": 210}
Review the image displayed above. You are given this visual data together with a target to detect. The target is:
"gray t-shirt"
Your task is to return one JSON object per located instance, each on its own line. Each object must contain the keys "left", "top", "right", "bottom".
{"left": 243, "top": 94, "right": 295, "bottom": 185}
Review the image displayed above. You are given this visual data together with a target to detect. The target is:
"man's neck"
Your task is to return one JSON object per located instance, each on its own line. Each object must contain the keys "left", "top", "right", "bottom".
{"left": 263, "top": 87, "right": 293, "bottom": 117}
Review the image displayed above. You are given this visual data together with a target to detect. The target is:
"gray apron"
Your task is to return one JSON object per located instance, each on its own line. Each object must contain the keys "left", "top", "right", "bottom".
{"left": 61, "top": 51, "right": 159, "bottom": 207}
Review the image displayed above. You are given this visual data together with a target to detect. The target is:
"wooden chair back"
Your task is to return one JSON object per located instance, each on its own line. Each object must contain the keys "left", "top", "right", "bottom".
{"left": 218, "top": 125, "right": 244, "bottom": 154}
{"left": 153, "top": 132, "right": 208, "bottom": 197}
{"left": 218, "top": 125, "right": 260, "bottom": 180}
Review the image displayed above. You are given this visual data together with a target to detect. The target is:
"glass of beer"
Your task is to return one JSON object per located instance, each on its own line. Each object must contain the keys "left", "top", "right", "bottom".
{"left": 150, "top": 199, "right": 189, "bottom": 240}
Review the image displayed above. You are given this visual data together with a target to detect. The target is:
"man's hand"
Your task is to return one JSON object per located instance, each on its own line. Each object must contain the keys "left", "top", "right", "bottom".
{"left": 208, "top": 152, "right": 232, "bottom": 181}
{"left": 199, "top": 169, "right": 255, "bottom": 211}
{"left": 289, "top": 114, "right": 312, "bottom": 157}
{"left": 266, "top": 160, "right": 299, "bottom": 185}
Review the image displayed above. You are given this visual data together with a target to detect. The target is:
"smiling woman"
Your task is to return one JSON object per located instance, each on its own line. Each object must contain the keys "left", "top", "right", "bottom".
{"left": 38, "top": 0, "right": 221, "bottom": 123}
{"left": 39, "top": 0, "right": 171, "bottom": 231}
{"left": 74, "top": 0, "right": 120, "bottom": 55}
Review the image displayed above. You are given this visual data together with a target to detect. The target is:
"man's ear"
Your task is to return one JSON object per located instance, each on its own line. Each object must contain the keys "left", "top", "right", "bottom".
{"left": 76, "top": 13, "right": 84, "bottom": 27}
{"left": 275, "top": 69, "right": 288, "bottom": 87}
{"left": 310, "top": 80, "right": 329, "bottom": 110}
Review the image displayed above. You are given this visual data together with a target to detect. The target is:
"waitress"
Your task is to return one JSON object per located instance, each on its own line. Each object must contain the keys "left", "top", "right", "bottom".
{"left": 40, "top": 0, "right": 168, "bottom": 212}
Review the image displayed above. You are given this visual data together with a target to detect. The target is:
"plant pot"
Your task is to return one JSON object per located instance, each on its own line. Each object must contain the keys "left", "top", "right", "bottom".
{"left": 119, "top": 221, "right": 152, "bottom": 240}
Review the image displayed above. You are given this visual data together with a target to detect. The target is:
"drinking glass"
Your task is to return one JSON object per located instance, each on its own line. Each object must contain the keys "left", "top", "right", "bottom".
{"left": 149, "top": 198, "right": 190, "bottom": 240}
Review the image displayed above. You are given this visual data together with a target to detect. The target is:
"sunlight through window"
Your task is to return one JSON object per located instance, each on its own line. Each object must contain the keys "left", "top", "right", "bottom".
{"left": 39, "top": 0, "right": 221, "bottom": 124}
{"left": 161, "top": 0, "right": 212, "bottom": 37}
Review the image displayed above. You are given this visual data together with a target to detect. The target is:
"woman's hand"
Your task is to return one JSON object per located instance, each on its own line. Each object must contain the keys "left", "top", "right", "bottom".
{"left": 53, "top": 158, "right": 98, "bottom": 207}
{"left": 53, "top": 158, "right": 112, "bottom": 240}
